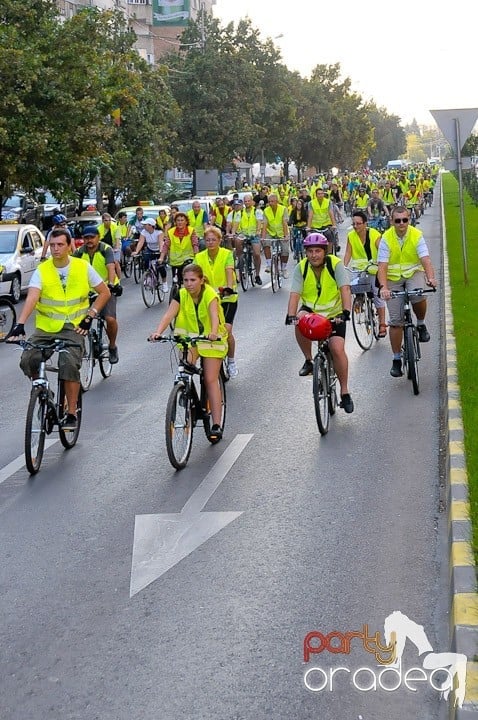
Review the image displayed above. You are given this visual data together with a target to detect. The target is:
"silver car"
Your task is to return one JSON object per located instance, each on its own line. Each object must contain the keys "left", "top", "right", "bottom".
{"left": 0, "top": 224, "right": 46, "bottom": 303}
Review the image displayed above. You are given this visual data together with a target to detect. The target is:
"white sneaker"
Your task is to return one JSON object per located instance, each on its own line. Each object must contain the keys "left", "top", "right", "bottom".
{"left": 162, "top": 283, "right": 169, "bottom": 293}
{"left": 227, "top": 360, "right": 238, "bottom": 378}
{"left": 282, "top": 267, "right": 289, "bottom": 279}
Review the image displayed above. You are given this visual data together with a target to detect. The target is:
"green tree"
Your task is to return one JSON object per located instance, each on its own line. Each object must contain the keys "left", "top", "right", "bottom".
{"left": 364, "top": 102, "right": 406, "bottom": 168}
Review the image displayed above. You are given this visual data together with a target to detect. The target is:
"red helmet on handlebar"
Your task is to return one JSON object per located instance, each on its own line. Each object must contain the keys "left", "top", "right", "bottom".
{"left": 297, "top": 312, "right": 332, "bottom": 341}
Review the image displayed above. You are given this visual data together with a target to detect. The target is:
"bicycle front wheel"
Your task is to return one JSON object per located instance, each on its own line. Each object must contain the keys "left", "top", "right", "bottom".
{"left": 133, "top": 257, "right": 142, "bottom": 284}
{"left": 312, "top": 356, "right": 330, "bottom": 435}
{"left": 0, "top": 299, "right": 16, "bottom": 341}
{"left": 25, "top": 388, "right": 47, "bottom": 474}
{"left": 238, "top": 256, "right": 248, "bottom": 292}
{"left": 58, "top": 383, "right": 82, "bottom": 448}
{"left": 203, "top": 372, "right": 227, "bottom": 443}
{"left": 80, "top": 333, "right": 94, "bottom": 392}
{"left": 352, "top": 294, "right": 374, "bottom": 350}
{"left": 165, "top": 382, "right": 193, "bottom": 470}
{"left": 405, "top": 325, "right": 420, "bottom": 395}
{"left": 271, "top": 254, "right": 281, "bottom": 293}
{"left": 123, "top": 254, "right": 133, "bottom": 278}
{"left": 141, "top": 269, "right": 157, "bottom": 308}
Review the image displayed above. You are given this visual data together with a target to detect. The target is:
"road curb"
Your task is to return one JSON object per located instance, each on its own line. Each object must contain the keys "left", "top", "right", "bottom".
{"left": 442, "top": 212, "right": 478, "bottom": 718}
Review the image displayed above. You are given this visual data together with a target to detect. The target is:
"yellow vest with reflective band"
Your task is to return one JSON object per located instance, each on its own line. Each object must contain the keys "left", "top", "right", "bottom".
{"left": 118, "top": 222, "right": 129, "bottom": 239}
{"left": 310, "top": 198, "right": 332, "bottom": 227}
{"left": 380, "top": 225, "right": 424, "bottom": 281}
{"left": 167, "top": 227, "right": 195, "bottom": 267}
{"left": 405, "top": 191, "right": 420, "bottom": 207}
{"left": 238, "top": 207, "right": 258, "bottom": 236}
{"left": 97, "top": 222, "right": 119, "bottom": 244}
{"left": 382, "top": 189, "right": 396, "bottom": 204}
{"left": 76, "top": 242, "right": 119, "bottom": 285}
{"left": 355, "top": 194, "right": 369, "bottom": 208}
{"left": 195, "top": 247, "right": 237, "bottom": 304}
{"left": 175, "top": 284, "right": 228, "bottom": 358}
{"left": 263, "top": 204, "right": 286, "bottom": 238}
{"left": 299, "top": 255, "right": 343, "bottom": 318}
{"left": 187, "top": 209, "right": 206, "bottom": 238}
{"left": 347, "top": 228, "right": 381, "bottom": 274}
{"left": 35, "top": 258, "right": 90, "bottom": 333}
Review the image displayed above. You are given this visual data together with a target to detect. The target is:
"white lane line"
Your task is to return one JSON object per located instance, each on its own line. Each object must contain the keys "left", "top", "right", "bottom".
{"left": 0, "top": 440, "right": 58, "bottom": 484}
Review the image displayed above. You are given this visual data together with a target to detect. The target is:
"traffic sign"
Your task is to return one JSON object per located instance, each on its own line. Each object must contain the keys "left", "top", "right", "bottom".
{"left": 429, "top": 108, "right": 478, "bottom": 151}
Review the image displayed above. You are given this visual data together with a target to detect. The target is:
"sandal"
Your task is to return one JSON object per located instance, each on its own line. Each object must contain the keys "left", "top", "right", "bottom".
{"left": 378, "top": 324, "right": 387, "bottom": 338}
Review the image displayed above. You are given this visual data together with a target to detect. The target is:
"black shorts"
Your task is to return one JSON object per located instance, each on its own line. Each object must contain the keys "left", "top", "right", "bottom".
{"left": 299, "top": 306, "right": 346, "bottom": 339}
{"left": 222, "top": 301, "right": 237, "bottom": 325}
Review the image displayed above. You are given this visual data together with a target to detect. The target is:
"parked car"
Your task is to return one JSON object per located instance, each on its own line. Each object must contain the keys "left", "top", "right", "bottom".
{"left": 67, "top": 211, "right": 102, "bottom": 248}
{"left": 1, "top": 192, "right": 42, "bottom": 227}
{"left": 0, "top": 224, "right": 46, "bottom": 302}
{"left": 38, "top": 191, "right": 77, "bottom": 231}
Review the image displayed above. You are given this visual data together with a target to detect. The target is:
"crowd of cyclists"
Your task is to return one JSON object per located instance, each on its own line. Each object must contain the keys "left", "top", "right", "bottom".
{"left": 6, "top": 162, "right": 440, "bottom": 442}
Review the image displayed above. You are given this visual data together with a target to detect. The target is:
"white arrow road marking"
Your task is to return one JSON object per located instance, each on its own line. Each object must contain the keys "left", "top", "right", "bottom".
{"left": 130, "top": 433, "right": 253, "bottom": 597}
{"left": 0, "top": 440, "right": 58, "bottom": 484}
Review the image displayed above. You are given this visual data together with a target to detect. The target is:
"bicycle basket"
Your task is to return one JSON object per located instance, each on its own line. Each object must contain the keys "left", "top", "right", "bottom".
{"left": 350, "top": 271, "right": 373, "bottom": 295}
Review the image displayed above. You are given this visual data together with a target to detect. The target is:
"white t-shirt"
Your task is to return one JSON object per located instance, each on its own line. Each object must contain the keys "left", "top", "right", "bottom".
{"left": 377, "top": 231, "right": 429, "bottom": 263}
{"left": 30, "top": 259, "right": 103, "bottom": 290}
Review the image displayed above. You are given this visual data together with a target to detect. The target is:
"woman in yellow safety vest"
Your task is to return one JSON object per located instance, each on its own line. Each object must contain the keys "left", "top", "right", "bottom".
{"left": 158, "top": 212, "right": 198, "bottom": 286}
{"left": 149, "top": 263, "right": 228, "bottom": 442}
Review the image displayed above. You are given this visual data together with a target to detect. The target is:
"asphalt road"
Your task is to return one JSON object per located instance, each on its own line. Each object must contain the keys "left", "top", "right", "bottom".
{"left": 0, "top": 195, "right": 450, "bottom": 720}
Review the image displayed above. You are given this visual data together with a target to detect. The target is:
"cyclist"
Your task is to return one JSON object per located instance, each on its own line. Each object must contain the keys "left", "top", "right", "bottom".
{"left": 261, "top": 193, "right": 290, "bottom": 278}
{"left": 73, "top": 225, "right": 122, "bottom": 365}
{"left": 403, "top": 182, "right": 423, "bottom": 221}
{"left": 149, "top": 263, "right": 228, "bottom": 442}
{"left": 289, "top": 198, "right": 308, "bottom": 260}
{"left": 159, "top": 212, "right": 198, "bottom": 288}
{"left": 127, "top": 207, "right": 145, "bottom": 240}
{"left": 6, "top": 229, "right": 110, "bottom": 429}
{"left": 285, "top": 233, "right": 354, "bottom": 413}
{"left": 225, "top": 198, "right": 244, "bottom": 250}
{"left": 210, "top": 197, "right": 229, "bottom": 235}
{"left": 367, "top": 189, "right": 390, "bottom": 230}
{"left": 232, "top": 193, "right": 263, "bottom": 284}
{"left": 187, "top": 200, "right": 208, "bottom": 250}
{"left": 306, "top": 187, "right": 337, "bottom": 253}
{"left": 133, "top": 217, "right": 168, "bottom": 293}
{"left": 195, "top": 225, "right": 238, "bottom": 377}
{"left": 382, "top": 181, "right": 398, "bottom": 214}
{"left": 377, "top": 206, "right": 438, "bottom": 378}
{"left": 343, "top": 210, "right": 387, "bottom": 338}
{"left": 117, "top": 211, "right": 131, "bottom": 269}
{"left": 41, "top": 213, "right": 72, "bottom": 260}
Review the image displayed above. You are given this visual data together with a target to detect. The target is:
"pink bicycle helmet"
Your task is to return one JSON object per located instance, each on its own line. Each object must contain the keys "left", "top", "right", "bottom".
{"left": 303, "top": 232, "right": 328, "bottom": 247}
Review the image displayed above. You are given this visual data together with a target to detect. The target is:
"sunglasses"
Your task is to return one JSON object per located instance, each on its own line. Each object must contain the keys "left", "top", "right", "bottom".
{"left": 394, "top": 218, "right": 409, "bottom": 224}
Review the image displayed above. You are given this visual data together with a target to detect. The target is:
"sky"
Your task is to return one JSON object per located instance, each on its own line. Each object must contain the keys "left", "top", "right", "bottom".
{"left": 212, "top": 0, "right": 477, "bottom": 128}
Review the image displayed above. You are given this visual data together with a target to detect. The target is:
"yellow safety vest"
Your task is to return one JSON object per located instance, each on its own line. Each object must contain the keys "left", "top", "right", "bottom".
{"left": 347, "top": 228, "right": 381, "bottom": 274}
{"left": 167, "top": 227, "right": 195, "bottom": 267}
{"left": 299, "top": 255, "right": 343, "bottom": 318}
{"left": 263, "top": 204, "right": 286, "bottom": 238}
{"left": 35, "top": 258, "right": 90, "bottom": 333}
{"left": 75, "top": 242, "right": 119, "bottom": 285}
{"left": 405, "top": 191, "right": 420, "bottom": 207}
{"left": 175, "top": 285, "right": 228, "bottom": 358}
{"left": 381, "top": 225, "right": 424, "bottom": 281}
{"left": 238, "top": 207, "right": 258, "bottom": 236}
{"left": 97, "top": 222, "right": 119, "bottom": 244}
{"left": 382, "top": 189, "right": 396, "bottom": 204}
{"left": 309, "top": 198, "right": 332, "bottom": 228}
{"left": 354, "top": 194, "right": 369, "bottom": 208}
{"left": 195, "top": 248, "right": 237, "bottom": 304}
{"left": 187, "top": 209, "right": 206, "bottom": 238}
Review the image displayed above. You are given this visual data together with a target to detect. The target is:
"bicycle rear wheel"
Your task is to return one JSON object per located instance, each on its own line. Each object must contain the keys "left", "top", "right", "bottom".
{"left": 312, "top": 355, "right": 329, "bottom": 435}
{"left": 25, "top": 387, "right": 47, "bottom": 474}
{"left": 165, "top": 382, "right": 193, "bottom": 469}
{"left": 98, "top": 323, "right": 112, "bottom": 378}
{"left": 0, "top": 299, "right": 16, "bottom": 341}
{"left": 327, "top": 355, "right": 338, "bottom": 415}
{"left": 141, "top": 269, "right": 157, "bottom": 308}
{"left": 352, "top": 294, "right": 374, "bottom": 350}
{"left": 405, "top": 325, "right": 420, "bottom": 395}
{"left": 238, "top": 256, "right": 248, "bottom": 291}
{"left": 133, "top": 257, "right": 142, "bottom": 284}
{"left": 247, "top": 251, "right": 256, "bottom": 286}
{"left": 58, "top": 382, "right": 82, "bottom": 448}
{"left": 123, "top": 255, "right": 133, "bottom": 278}
{"left": 203, "top": 373, "right": 227, "bottom": 443}
{"left": 271, "top": 253, "right": 281, "bottom": 293}
{"left": 80, "top": 333, "right": 94, "bottom": 392}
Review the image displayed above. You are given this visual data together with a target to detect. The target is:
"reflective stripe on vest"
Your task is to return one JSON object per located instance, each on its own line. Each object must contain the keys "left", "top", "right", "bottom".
{"left": 263, "top": 204, "right": 286, "bottom": 237}
{"left": 36, "top": 258, "right": 90, "bottom": 332}
{"left": 347, "top": 228, "right": 380, "bottom": 274}
{"left": 238, "top": 207, "right": 257, "bottom": 236}
{"left": 195, "top": 247, "right": 237, "bottom": 302}
{"left": 174, "top": 285, "right": 228, "bottom": 357}
{"left": 381, "top": 225, "right": 424, "bottom": 280}
{"left": 299, "top": 255, "right": 342, "bottom": 318}
{"left": 168, "top": 227, "right": 195, "bottom": 266}
{"left": 310, "top": 198, "right": 332, "bottom": 227}
{"left": 187, "top": 210, "right": 206, "bottom": 238}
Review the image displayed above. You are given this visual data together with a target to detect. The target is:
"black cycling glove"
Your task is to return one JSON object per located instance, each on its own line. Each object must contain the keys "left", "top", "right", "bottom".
{"left": 7, "top": 323, "right": 25, "bottom": 338}
{"left": 285, "top": 314, "right": 297, "bottom": 326}
{"left": 78, "top": 315, "right": 93, "bottom": 331}
{"left": 221, "top": 287, "right": 235, "bottom": 297}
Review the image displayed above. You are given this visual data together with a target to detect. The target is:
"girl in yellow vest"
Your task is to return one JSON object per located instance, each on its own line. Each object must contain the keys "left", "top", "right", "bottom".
{"left": 150, "top": 263, "right": 228, "bottom": 442}
{"left": 158, "top": 212, "right": 198, "bottom": 286}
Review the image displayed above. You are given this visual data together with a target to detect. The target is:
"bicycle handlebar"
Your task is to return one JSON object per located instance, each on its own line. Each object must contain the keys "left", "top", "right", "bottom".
{"left": 148, "top": 334, "right": 222, "bottom": 346}
{"left": 11, "top": 338, "right": 83, "bottom": 351}
{"left": 389, "top": 287, "right": 437, "bottom": 298}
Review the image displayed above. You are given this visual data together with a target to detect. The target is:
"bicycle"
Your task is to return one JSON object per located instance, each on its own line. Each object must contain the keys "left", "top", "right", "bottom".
{"left": 133, "top": 252, "right": 144, "bottom": 284}
{"left": 237, "top": 236, "right": 256, "bottom": 291}
{"left": 291, "top": 227, "right": 305, "bottom": 261}
{"left": 80, "top": 297, "right": 113, "bottom": 391}
{"left": 270, "top": 238, "right": 283, "bottom": 293}
{"left": 120, "top": 239, "right": 134, "bottom": 278}
{"left": 311, "top": 327, "right": 338, "bottom": 436}
{"left": 388, "top": 287, "right": 436, "bottom": 395}
{"left": 141, "top": 254, "right": 166, "bottom": 308}
{"left": 149, "top": 335, "right": 227, "bottom": 470}
{"left": 350, "top": 267, "right": 379, "bottom": 351}
{"left": 12, "top": 338, "right": 83, "bottom": 474}
{"left": 0, "top": 296, "right": 16, "bottom": 341}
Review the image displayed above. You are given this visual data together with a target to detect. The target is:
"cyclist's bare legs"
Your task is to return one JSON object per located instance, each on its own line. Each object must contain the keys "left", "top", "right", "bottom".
{"left": 389, "top": 326, "right": 403, "bottom": 354}
{"left": 295, "top": 326, "right": 313, "bottom": 361}
{"left": 225, "top": 322, "right": 235, "bottom": 360}
{"left": 64, "top": 380, "right": 80, "bottom": 416}
{"left": 105, "top": 316, "right": 118, "bottom": 348}
{"left": 203, "top": 357, "right": 224, "bottom": 425}
{"left": 252, "top": 243, "right": 261, "bottom": 275}
{"left": 329, "top": 335, "right": 349, "bottom": 395}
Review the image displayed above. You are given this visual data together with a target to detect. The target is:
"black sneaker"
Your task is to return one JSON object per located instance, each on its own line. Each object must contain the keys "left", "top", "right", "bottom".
{"left": 108, "top": 346, "right": 119, "bottom": 363}
{"left": 61, "top": 413, "right": 77, "bottom": 431}
{"left": 255, "top": 275, "right": 262, "bottom": 285}
{"left": 208, "top": 423, "right": 223, "bottom": 444}
{"left": 299, "top": 360, "right": 313, "bottom": 376}
{"left": 417, "top": 324, "right": 430, "bottom": 343}
{"left": 340, "top": 393, "right": 354, "bottom": 413}
{"left": 390, "top": 359, "right": 403, "bottom": 377}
